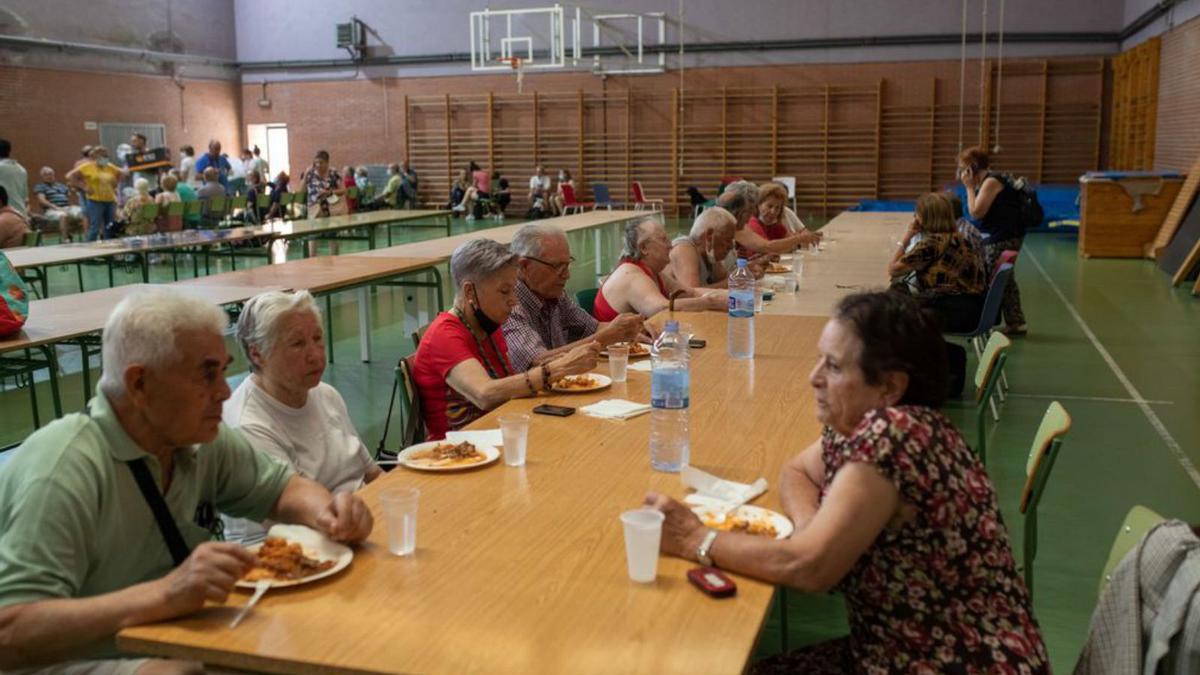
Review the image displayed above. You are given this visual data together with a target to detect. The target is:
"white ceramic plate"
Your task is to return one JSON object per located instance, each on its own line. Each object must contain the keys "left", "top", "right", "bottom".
{"left": 690, "top": 504, "right": 794, "bottom": 540}
{"left": 550, "top": 373, "right": 613, "bottom": 393}
{"left": 397, "top": 440, "right": 501, "bottom": 472}
{"left": 764, "top": 264, "right": 792, "bottom": 274}
{"left": 236, "top": 524, "right": 353, "bottom": 589}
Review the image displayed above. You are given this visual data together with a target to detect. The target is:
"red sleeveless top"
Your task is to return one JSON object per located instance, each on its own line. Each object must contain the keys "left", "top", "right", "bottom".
{"left": 592, "top": 259, "right": 667, "bottom": 321}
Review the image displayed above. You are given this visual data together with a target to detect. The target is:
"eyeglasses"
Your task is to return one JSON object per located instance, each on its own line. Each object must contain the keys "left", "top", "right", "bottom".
{"left": 525, "top": 255, "right": 575, "bottom": 275}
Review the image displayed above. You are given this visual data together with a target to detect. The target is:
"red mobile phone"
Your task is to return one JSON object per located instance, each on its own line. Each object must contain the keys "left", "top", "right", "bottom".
{"left": 687, "top": 567, "right": 737, "bottom": 598}
{"left": 532, "top": 404, "right": 575, "bottom": 417}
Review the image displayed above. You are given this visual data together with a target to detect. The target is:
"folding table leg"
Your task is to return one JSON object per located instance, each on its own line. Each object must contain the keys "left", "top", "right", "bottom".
{"left": 358, "top": 286, "right": 372, "bottom": 363}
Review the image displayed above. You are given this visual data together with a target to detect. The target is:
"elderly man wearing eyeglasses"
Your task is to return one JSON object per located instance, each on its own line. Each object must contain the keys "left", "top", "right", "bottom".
{"left": 504, "top": 223, "right": 646, "bottom": 372}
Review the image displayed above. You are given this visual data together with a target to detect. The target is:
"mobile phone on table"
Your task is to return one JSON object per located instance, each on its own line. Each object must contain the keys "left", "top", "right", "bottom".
{"left": 688, "top": 338, "right": 707, "bottom": 349}
{"left": 532, "top": 404, "right": 576, "bottom": 417}
{"left": 688, "top": 567, "right": 737, "bottom": 598}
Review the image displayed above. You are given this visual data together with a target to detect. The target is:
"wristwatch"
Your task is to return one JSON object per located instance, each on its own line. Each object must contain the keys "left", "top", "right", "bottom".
{"left": 696, "top": 529, "right": 719, "bottom": 567}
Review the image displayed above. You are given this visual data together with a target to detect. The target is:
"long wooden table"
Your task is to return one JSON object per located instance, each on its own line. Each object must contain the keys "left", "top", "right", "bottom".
{"left": 0, "top": 284, "right": 285, "bottom": 422}
{"left": 8, "top": 210, "right": 450, "bottom": 296}
{"left": 118, "top": 311, "right": 826, "bottom": 674}
{"left": 764, "top": 210, "right": 909, "bottom": 316}
{"left": 174, "top": 255, "right": 442, "bottom": 364}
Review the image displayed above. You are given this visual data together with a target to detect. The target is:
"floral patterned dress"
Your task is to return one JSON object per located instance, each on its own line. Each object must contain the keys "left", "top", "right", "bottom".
{"left": 756, "top": 405, "right": 1049, "bottom": 675}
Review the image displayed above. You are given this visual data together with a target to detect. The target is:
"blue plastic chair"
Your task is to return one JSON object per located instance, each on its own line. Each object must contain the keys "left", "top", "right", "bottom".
{"left": 590, "top": 183, "right": 622, "bottom": 210}
{"left": 947, "top": 264, "right": 1013, "bottom": 355}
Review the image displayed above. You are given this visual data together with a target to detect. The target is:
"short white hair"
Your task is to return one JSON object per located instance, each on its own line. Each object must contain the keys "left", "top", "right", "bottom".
{"left": 511, "top": 223, "right": 567, "bottom": 258}
{"left": 690, "top": 207, "right": 736, "bottom": 239}
{"left": 99, "top": 289, "right": 229, "bottom": 396}
{"left": 134, "top": 178, "right": 151, "bottom": 195}
{"left": 451, "top": 239, "right": 519, "bottom": 287}
{"left": 236, "top": 290, "right": 322, "bottom": 373}
{"left": 621, "top": 217, "right": 664, "bottom": 260}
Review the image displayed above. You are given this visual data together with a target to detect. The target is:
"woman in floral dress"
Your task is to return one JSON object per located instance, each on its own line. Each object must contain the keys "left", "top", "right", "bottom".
{"left": 645, "top": 291, "right": 1048, "bottom": 674}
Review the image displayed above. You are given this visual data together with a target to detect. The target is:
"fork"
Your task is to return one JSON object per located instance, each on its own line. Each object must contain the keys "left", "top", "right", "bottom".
{"left": 229, "top": 579, "right": 270, "bottom": 628}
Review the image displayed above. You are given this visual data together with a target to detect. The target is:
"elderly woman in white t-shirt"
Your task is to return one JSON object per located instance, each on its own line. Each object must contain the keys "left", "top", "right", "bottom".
{"left": 223, "top": 290, "right": 381, "bottom": 538}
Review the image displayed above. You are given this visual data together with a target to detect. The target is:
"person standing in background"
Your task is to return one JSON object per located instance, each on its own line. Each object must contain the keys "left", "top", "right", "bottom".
{"left": 194, "top": 140, "right": 232, "bottom": 194}
{"left": 66, "top": 146, "right": 126, "bottom": 241}
{"left": 0, "top": 139, "right": 29, "bottom": 219}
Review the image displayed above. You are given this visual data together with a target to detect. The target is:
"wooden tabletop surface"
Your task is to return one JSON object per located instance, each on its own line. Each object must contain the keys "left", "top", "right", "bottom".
{"left": 5, "top": 210, "right": 449, "bottom": 270}
{"left": 172, "top": 255, "right": 439, "bottom": 295}
{"left": 118, "top": 311, "right": 827, "bottom": 674}
{"left": 0, "top": 284, "right": 282, "bottom": 353}
{"left": 764, "top": 210, "right": 908, "bottom": 316}
{"left": 354, "top": 209, "right": 646, "bottom": 261}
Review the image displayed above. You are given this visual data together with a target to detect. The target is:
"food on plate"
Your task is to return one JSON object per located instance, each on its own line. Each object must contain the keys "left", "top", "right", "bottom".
{"left": 702, "top": 514, "right": 780, "bottom": 538}
{"left": 605, "top": 342, "right": 649, "bottom": 357}
{"left": 765, "top": 263, "right": 792, "bottom": 274}
{"left": 407, "top": 441, "right": 487, "bottom": 468}
{"left": 242, "top": 537, "right": 335, "bottom": 582}
{"left": 554, "top": 375, "right": 599, "bottom": 390}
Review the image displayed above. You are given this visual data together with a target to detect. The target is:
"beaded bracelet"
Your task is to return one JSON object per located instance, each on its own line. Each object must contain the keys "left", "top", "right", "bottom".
{"left": 523, "top": 369, "right": 537, "bottom": 395}
{"left": 540, "top": 363, "right": 552, "bottom": 391}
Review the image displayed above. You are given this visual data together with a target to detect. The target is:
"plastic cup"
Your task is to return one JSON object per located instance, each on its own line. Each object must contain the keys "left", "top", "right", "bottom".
{"left": 783, "top": 276, "right": 798, "bottom": 293}
{"left": 608, "top": 344, "right": 629, "bottom": 383}
{"left": 620, "top": 509, "right": 665, "bottom": 583}
{"left": 498, "top": 413, "right": 530, "bottom": 467}
{"left": 380, "top": 487, "right": 419, "bottom": 556}
{"left": 753, "top": 282, "right": 765, "bottom": 313}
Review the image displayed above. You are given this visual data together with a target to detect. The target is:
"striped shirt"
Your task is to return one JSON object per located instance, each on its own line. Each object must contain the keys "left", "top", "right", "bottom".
{"left": 502, "top": 280, "right": 599, "bottom": 372}
{"left": 33, "top": 182, "right": 71, "bottom": 208}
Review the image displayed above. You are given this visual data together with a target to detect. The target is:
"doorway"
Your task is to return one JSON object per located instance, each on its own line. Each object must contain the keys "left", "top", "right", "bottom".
{"left": 247, "top": 123, "right": 289, "bottom": 178}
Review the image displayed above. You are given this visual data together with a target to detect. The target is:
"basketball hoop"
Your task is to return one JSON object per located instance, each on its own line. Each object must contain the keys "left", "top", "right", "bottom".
{"left": 496, "top": 56, "right": 526, "bottom": 94}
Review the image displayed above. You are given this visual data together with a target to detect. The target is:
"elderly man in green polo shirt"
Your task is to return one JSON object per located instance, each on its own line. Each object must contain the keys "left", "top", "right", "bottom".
{"left": 0, "top": 289, "right": 374, "bottom": 674}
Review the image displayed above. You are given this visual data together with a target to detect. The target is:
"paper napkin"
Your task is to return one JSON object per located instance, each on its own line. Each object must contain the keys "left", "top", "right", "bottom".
{"left": 579, "top": 399, "right": 653, "bottom": 420}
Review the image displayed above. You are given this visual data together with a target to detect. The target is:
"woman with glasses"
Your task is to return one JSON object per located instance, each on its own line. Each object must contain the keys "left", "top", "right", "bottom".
{"left": 503, "top": 223, "right": 646, "bottom": 371}
{"left": 411, "top": 238, "right": 602, "bottom": 440}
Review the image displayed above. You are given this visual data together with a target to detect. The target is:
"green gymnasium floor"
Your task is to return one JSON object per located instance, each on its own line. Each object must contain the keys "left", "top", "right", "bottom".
{"left": 2, "top": 215, "right": 1198, "bottom": 672}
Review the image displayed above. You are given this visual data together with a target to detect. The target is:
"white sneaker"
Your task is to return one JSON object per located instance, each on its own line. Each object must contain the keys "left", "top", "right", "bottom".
{"left": 466, "top": 214, "right": 475, "bottom": 222}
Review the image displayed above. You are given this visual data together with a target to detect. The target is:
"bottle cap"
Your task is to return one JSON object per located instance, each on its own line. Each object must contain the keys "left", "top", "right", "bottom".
{"left": 736, "top": 258, "right": 748, "bottom": 267}
{"left": 664, "top": 320, "right": 679, "bottom": 332}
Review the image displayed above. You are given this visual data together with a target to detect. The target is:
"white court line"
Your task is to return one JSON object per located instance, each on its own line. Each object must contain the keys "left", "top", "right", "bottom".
{"left": 1026, "top": 251, "right": 1200, "bottom": 489}
{"left": 1009, "top": 394, "right": 1174, "bottom": 405}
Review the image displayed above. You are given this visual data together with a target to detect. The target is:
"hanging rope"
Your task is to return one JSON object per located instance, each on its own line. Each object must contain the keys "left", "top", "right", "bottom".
{"left": 979, "top": 0, "right": 988, "bottom": 144}
{"left": 993, "top": 0, "right": 1005, "bottom": 153}
{"left": 958, "top": 0, "right": 968, "bottom": 152}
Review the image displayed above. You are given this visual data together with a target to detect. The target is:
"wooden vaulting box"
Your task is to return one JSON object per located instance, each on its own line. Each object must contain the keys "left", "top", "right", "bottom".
{"left": 1078, "top": 172, "right": 1184, "bottom": 258}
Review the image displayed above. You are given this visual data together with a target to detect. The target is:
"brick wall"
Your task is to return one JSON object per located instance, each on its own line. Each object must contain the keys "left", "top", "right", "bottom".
{"left": 0, "top": 65, "right": 241, "bottom": 205}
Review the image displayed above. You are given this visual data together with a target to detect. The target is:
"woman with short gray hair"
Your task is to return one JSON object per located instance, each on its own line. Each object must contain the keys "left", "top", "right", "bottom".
{"left": 412, "top": 238, "right": 600, "bottom": 439}
{"left": 224, "top": 290, "right": 380, "bottom": 540}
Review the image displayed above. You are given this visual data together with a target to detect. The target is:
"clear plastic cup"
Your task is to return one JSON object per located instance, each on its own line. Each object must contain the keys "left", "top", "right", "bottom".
{"left": 620, "top": 509, "right": 665, "bottom": 583}
{"left": 608, "top": 344, "right": 629, "bottom": 383}
{"left": 498, "top": 413, "right": 530, "bottom": 467}
{"left": 753, "top": 282, "right": 765, "bottom": 313}
{"left": 783, "top": 276, "right": 798, "bottom": 293}
{"left": 380, "top": 487, "right": 419, "bottom": 556}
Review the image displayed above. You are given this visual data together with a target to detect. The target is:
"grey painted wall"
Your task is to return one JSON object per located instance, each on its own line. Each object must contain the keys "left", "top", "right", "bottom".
{"left": 233, "top": 0, "right": 1125, "bottom": 81}
{"left": 0, "top": 0, "right": 236, "bottom": 78}
{"left": 1122, "top": 0, "right": 1200, "bottom": 47}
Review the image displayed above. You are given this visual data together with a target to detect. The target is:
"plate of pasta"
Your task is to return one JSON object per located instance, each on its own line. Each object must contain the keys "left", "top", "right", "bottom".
{"left": 397, "top": 440, "right": 500, "bottom": 472}
{"left": 549, "top": 373, "right": 612, "bottom": 393}
{"left": 236, "top": 524, "right": 353, "bottom": 589}
{"left": 691, "top": 504, "right": 794, "bottom": 540}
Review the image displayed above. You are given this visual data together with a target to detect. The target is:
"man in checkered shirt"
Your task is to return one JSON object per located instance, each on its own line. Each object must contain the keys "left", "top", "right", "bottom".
{"left": 503, "top": 223, "right": 646, "bottom": 371}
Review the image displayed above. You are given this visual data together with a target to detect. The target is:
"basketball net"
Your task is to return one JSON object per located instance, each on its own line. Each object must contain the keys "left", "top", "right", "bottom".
{"left": 497, "top": 56, "right": 526, "bottom": 94}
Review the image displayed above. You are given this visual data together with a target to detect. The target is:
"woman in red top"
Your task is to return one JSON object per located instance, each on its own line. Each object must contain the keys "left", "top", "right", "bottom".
{"left": 737, "top": 181, "right": 821, "bottom": 258}
{"left": 411, "top": 239, "right": 601, "bottom": 439}
{"left": 341, "top": 166, "right": 358, "bottom": 213}
{"left": 592, "top": 218, "right": 727, "bottom": 321}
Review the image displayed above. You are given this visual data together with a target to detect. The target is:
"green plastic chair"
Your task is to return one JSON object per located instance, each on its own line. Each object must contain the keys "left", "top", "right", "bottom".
{"left": 166, "top": 200, "right": 185, "bottom": 217}
{"left": 1018, "top": 401, "right": 1072, "bottom": 598}
{"left": 229, "top": 195, "right": 247, "bottom": 210}
{"left": 347, "top": 186, "right": 360, "bottom": 200}
{"left": 256, "top": 193, "right": 272, "bottom": 209}
{"left": 1097, "top": 505, "right": 1165, "bottom": 596}
{"left": 576, "top": 288, "right": 599, "bottom": 316}
{"left": 138, "top": 201, "right": 161, "bottom": 220}
{"left": 970, "top": 332, "right": 1011, "bottom": 464}
{"left": 378, "top": 356, "right": 426, "bottom": 461}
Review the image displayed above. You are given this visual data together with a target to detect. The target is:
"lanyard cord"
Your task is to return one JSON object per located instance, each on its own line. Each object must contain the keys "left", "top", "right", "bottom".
{"left": 450, "top": 307, "right": 511, "bottom": 380}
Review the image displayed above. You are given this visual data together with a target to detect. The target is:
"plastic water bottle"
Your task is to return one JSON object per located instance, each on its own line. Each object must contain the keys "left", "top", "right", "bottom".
{"left": 727, "top": 258, "right": 756, "bottom": 359}
{"left": 650, "top": 320, "right": 690, "bottom": 472}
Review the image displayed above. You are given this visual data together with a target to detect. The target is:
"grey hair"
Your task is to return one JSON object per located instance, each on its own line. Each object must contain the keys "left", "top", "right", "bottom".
{"left": 236, "top": 290, "right": 323, "bottom": 373}
{"left": 511, "top": 223, "right": 566, "bottom": 258}
{"left": 451, "top": 238, "right": 519, "bottom": 287}
{"left": 716, "top": 180, "right": 760, "bottom": 224}
{"left": 134, "top": 178, "right": 151, "bottom": 195}
{"left": 99, "top": 289, "right": 229, "bottom": 397}
{"left": 690, "top": 207, "right": 736, "bottom": 239}
{"left": 621, "top": 217, "right": 663, "bottom": 261}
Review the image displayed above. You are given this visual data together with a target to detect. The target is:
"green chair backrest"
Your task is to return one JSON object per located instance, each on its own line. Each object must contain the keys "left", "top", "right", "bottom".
{"left": 166, "top": 200, "right": 185, "bottom": 217}
{"left": 576, "top": 288, "right": 599, "bottom": 315}
{"left": 347, "top": 187, "right": 360, "bottom": 199}
{"left": 184, "top": 200, "right": 203, "bottom": 216}
{"left": 974, "top": 332, "right": 1012, "bottom": 403}
{"left": 1098, "top": 505, "right": 1165, "bottom": 596}
{"left": 364, "top": 184, "right": 376, "bottom": 200}
{"left": 229, "top": 195, "right": 248, "bottom": 210}
{"left": 138, "top": 202, "right": 161, "bottom": 219}
{"left": 208, "top": 195, "right": 227, "bottom": 212}
{"left": 256, "top": 193, "right": 272, "bottom": 209}
{"left": 394, "top": 357, "right": 425, "bottom": 450}
{"left": 23, "top": 230, "right": 42, "bottom": 247}
{"left": 1021, "top": 401, "right": 1072, "bottom": 514}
